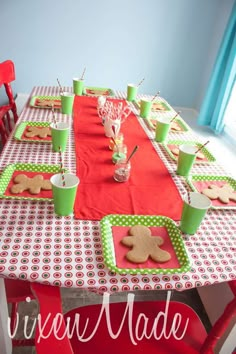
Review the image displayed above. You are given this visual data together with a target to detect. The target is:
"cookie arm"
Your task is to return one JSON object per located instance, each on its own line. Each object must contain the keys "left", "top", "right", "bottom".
{"left": 121, "top": 236, "right": 134, "bottom": 247}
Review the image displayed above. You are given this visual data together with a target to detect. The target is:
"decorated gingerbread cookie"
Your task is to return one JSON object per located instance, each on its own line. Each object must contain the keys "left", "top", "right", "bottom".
{"left": 25, "top": 126, "right": 51, "bottom": 139}
{"left": 121, "top": 225, "right": 171, "bottom": 264}
{"left": 202, "top": 184, "right": 236, "bottom": 204}
{"left": 11, "top": 174, "right": 52, "bottom": 195}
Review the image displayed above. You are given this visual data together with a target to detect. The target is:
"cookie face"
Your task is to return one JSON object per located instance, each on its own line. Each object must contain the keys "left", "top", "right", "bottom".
{"left": 121, "top": 225, "right": 171, "bottom": 264}
{"left": 202, "top": 183, "right": 236, "bottom": 204}
{"left": 10, "top": 174, "right": 52, "bottom": 195}
{"left": 25, "top": 126, "right": 51, "bottom": 139}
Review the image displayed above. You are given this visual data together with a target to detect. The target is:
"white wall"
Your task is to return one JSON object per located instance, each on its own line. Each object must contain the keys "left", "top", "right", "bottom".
{"left": 0, "top": 0, "right": 234, "bottom": 109}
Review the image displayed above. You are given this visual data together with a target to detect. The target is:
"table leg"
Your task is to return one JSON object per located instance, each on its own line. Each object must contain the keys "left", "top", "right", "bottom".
{"left": 0, "top": 278, "right": 12, "bottom": 354}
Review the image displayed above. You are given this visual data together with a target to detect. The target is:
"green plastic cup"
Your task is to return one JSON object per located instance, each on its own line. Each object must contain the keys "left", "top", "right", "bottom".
{"left": 61, "top": 92, "right": 75, "bottom": 115}
{"left": 51, "top": 122, "right": 69, "bottom": 152}
{"left": 177, "top": 144, "right": 196, "bottom": 176}
{"left": 155, "top": 116, "right": 171, "bottom": 142}
{"left": 180, "top": 192, "right": 212, "bottom": 234}
{"left": 140, "top": 99, "right": 153, "bottom": 118}
{"left": 127, "top": 84, "right": 138, "bottom": 102}
{"left": 73, "top": 78, "right": 84, "bottom": 95}
{"left": 50, "top": 173, "right": 80, "bottom": 216}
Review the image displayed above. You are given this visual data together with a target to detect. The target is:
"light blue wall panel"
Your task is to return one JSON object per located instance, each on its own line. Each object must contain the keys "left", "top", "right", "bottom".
{"left": 0, "top": 0, "right": 234, "bottom": 109}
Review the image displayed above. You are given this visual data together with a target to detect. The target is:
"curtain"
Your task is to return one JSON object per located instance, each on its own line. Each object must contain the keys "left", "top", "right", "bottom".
{"left": 198, "top": 2, "right": 236, "bottom": 134}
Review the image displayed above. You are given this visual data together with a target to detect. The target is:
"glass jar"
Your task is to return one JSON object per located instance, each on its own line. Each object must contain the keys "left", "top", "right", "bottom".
{"left": 112, "top": 144, "right": 127, "bottom": 164}
{"left": 113, "top": 161, "right": 131, "bottom": 182}
{"left": 109, "top": 133, "right": 124, "bottom": 150}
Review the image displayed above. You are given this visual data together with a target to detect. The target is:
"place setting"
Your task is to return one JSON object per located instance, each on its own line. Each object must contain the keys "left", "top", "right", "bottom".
{"left": 163, "top": 139, "right": 216, "bottom": 164}
{"left": 29, "top": 95, "right": 61, "bottom": 109}
{"left": 135, "top": 90, "right": 171, "bottom": 118}
{"left": 0, "top": 106, "right": 76, "bottom": 209}
{"left": 100, "top": 214, "right": 191, "bottom": 275}
{"left": 171, "top": 139, "right": 236, "bottom": 210}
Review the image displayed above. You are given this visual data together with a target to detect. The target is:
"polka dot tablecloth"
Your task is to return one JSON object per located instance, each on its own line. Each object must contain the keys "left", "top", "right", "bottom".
{"left": 0, "top": 87, "right": 235, "bottom": 293}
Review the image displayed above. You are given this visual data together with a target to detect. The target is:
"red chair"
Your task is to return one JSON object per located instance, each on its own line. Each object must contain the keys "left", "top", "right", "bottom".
{"left": 0, "top": 60, "right": 18, "bottom": 146}
{"left": 31, "top": 281, "right": 236, "bottom": 354}
{"left": 5, "top": 278, "right": 35, "bottom": 347}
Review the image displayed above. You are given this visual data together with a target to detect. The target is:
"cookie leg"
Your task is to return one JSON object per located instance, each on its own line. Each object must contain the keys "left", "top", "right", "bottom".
{"left": 126, "top": 249, "right": 149, "bottom": 263}
{"left": 150, "top": 249, "right": 171, "bottom": 263}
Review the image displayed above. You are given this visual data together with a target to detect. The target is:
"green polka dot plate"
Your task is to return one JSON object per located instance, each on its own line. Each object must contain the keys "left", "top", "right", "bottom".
{"left": 186, "top": 174, "right": 236, "bottom": 209}
{"left": 163, "top": 140, "right": 216, "bottom": 164}
{"left": 14, "top": 122, "right": 51, "bottom": 143}
{"left": 134, "top": 99, "right": 171, "bottom": 113}
{"left": 146, "top": 116, "right": 191, "bottom": 133}
{"left": 29, "top": 96, "right": 61, "bottom": 109}
{"left": 100, "top": 214, "right": 191, "bottom": 275}
{"left": 0, "top": 163, "right": 63, "bottom": 201}
{"left": 83, "top": 86, "right": 114, "bottom": 97}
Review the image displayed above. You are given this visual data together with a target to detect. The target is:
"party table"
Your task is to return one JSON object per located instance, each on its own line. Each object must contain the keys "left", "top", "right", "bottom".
{"left": 0, "top": 86, "right": 235, "bottom": 294}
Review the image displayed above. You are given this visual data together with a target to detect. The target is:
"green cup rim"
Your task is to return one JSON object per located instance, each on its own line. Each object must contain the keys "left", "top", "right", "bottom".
{"left": 184, "top": 192, "right": 212, "bottom": 209}
{"left": 50, "top": 173, "right": 80, "bottom": 189}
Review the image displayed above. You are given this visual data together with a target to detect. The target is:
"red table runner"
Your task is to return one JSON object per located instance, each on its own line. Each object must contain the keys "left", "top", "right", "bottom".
{"left": 73, "top": 96, "right": 183, "bottom": 220}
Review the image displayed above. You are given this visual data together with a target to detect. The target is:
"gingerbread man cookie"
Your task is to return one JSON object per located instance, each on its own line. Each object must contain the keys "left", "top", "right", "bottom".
{"left": 171, "top": 122, "right": 181, "bottom": 131}
{"left": 25, "top": 126, "right": 51, "bottom": 139}
{"left": 11, "top": 174, "right": 52, "bottom": 195}
{"left": 171, "top": 147, "right": 205, "bottom": 159}
{"left": 202, "top": 184, "right": 236, "bottom": 204}
{"left": 36, "top": 99, "right": 54, "bottom": 107}
{"left": 88, "top": 89, "right": 109, "bottom": 96}
{"left": 152, "top": 102, "right": 166, "bottom": 111}
{"left": 121, "top": 225, "right": 171, "bottom": 264}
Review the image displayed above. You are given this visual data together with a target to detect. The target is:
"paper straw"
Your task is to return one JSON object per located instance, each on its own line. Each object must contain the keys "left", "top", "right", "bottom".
{"left": 195, "top": 140, "right": 210, "bottom": 154}
{"left": 51, "top": 106, "right": 58, "bottom": 128}
{"left": 151, "top": 91, "right": 161, "bottom": 101}
{"left": 137, "top": 78, "right": 145, "bottom": 87}
{"left": 187, "top": 190, "right": 191, "bottom": 205}
{"left": 80, "top": 67, "right": 86, "bottom": 80}
{"left": 170, "top": 110, "right": 181, "bottom": 123}
{"left": 57, "top": 78, "right": 63, "bottom": 94}
{"left": 58, "top": 146, "right": 66, "bottom": 187}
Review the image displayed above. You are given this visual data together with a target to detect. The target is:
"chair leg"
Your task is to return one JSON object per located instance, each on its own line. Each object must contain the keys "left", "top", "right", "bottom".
{"left": 6, "top": 111, "right": 12, "bottom": 132}
{"left": 11, "top": 104, "right": 18, "bottom": 123}
{"left": 0, "top": 120, "right": 8, "bottom": 146}
{"left": 10, "top": 302, "right": 19, "bottom": 335}
{"left": 10, "top": 301, "right": 35, "bottom": 347}
{"left": 12, "top": 339, "right": 35, "bottom": 347}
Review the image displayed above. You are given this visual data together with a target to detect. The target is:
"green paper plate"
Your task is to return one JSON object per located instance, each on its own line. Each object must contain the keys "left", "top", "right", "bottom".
{"left": 30, "top": 95, "right": 61, "bottom": 109}
{"left": 83, "top": 86, "right": 114, "bottom": 97}
{"left": 100, "top": 214, "right": 191, "bottom": 275}
{"left": 145, "top": 116, "right": 191, "bottom": 133}
{"left": 0, "top": 163, "right": 62, "bottom": 201}
{"left": 186, "top": 174, "right": 236, "bottom": 209}
{"left": 134, "top": 99, "right": 171, "bottom": 112}
{"left": 14, "top": 122, "right": 51, "bottom": 143}
{"left": 163, "top": 140, "right": 216, "bottom": 164}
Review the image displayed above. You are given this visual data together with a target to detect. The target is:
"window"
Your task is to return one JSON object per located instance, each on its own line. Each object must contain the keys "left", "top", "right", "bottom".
{"left": 223, "top": 83, "right": 236, "bottom": 144}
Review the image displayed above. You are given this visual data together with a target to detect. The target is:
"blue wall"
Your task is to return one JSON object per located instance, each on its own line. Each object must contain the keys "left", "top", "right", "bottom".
{"left": 0, "top": 0, "right": 234, "bottom": 109}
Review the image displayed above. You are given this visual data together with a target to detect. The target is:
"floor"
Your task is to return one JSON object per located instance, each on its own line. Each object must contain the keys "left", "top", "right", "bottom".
{"left": 5, "top": 96, "right": 236, "bottom": 353}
